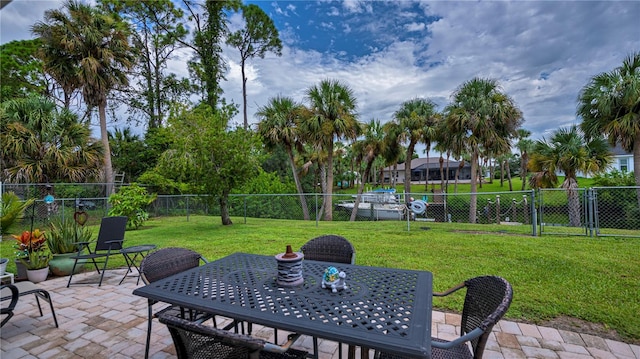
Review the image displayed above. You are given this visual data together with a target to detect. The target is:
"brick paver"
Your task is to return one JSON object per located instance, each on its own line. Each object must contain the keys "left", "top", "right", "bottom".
{"left": 1, "top": 269, "right": 638, "bottom": 359}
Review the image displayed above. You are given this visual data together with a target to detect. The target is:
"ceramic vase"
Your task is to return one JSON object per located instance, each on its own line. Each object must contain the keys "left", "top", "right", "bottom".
{"left": 49, "top": 253, "right": 85, "bottom": 276}
{"left": 26, "top": 267, "right": 49, "bottom": 283}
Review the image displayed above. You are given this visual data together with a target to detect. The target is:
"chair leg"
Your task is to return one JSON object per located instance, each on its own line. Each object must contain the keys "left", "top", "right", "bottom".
{"left": 98, "top": 254, "right": 111, "bottom": 287}
{"left": 33, "top": 294, "right": 44, "bottom": 316}
{"left": 145, "top": 300, "right": 153, "bottom": 359}
{"left": 67, "top": 259, "right": 79, "bottom": 287}
{"left": 37, "top": 290, "right": 59, "bottom": 328}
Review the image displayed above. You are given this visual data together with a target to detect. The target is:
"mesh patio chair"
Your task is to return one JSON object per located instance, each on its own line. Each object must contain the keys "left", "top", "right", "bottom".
{"left": 159, "top": 313, "right": 308, "bottom": 359}
{"left": 375, "top": 276, "right": 513, "bottom": 359}
{"left": 300, "top": 235, "right": 355, "bottom": 264}
{"left": 300, "top": 235, "right": 356, "bottom": 358}
{"left": 0, "top": 281, "right": 59, "bottom": 328}
{"left": 140, "top": 247, "right": 244, "bottom": 359}
{"left": 67, "top": 216, "right": 128, "bottom": 287}
{"left": 1, "top": 284, "right": 19, "bottom": 327}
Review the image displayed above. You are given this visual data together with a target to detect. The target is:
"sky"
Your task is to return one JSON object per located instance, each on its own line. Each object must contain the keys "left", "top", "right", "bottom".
{"left": 1, "top": 0, "right": 639, "bottom": 155}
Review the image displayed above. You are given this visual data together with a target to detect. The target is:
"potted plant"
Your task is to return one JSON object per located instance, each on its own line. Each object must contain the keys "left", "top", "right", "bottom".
{"left": 46, "top": 217, "right": 93, "bottom": 276}
{"left": 13, "top": 229, "right": 52, "bottom": 283}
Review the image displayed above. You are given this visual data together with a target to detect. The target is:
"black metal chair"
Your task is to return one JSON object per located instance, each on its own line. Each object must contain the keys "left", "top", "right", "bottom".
{"left": 0, "top": 281, "right": 59, "bottom": 328}
{"left": 159, "top": 313, "right": 308, "bottom": 359}
{"left": 300, "top": 235, "right": 356, "bottom": 358}
{"left": 141, "top": 247, "right": 239, "bottom": 359}
{"left": 67, "top": 216, "right": 128, "bottom": 287}
{"left": 375, "top": 276, "right": 513, "bottom": 359}
{"left": 0, "top": 284, "right": 19, "bottom": 327}
{"left": 300, "top": 234, "right": 355, "bottom": 265}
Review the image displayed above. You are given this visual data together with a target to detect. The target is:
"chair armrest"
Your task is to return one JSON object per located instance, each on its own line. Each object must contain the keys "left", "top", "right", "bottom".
{"left": 433, "top": 282, "right": 465, "bottom": 297}
{"left": 1, "top": 284, "right": 19, "bottom": 312}
{"left": 431, "top": 328, "right": 484, "bottom": 349}
{"left": 262, "top": 333, "right": 302, "bottom": 353}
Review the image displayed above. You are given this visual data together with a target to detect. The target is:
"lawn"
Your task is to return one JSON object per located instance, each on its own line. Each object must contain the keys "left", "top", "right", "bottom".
{"left": 2, "top": 215, "right": 638, "bottom": 343}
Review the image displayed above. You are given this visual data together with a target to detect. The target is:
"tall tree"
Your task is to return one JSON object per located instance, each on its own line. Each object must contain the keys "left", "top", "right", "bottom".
{"left": 227, "top": 4, "right": 282, "bottom": 129}
{"left": 32, "top": 0, "right": 135, "bottom": 194}
{"left": 184, "top": 0, "right": 240, "bottom": 109}
{"left": 1, "top": 95, "right": 103, "bottom": 183}
{"left": 578, "top": 52, "right": 640, "bottom": 205}
{"left": 99, "top": 0, "right": 191, "bottom": 129}
{"left": 256, "top": 96, "right": 310, "bottom": 220}
{"left": 445, "top": 78, "right": 523, "bottom": 223}
{"left": 529, "top": 125, "right": 612, "bottom": 226}
{"left": 303, "top": 79, "right": 360, "bottom": 221}
{"left": 393, "top": 98, "right": 439, "bottom": 202}
{"left": 157, "top": 105, "right": 260, "bottom": 225}
{"left": 350, "top": 119, "right": 384, "bottom": 221}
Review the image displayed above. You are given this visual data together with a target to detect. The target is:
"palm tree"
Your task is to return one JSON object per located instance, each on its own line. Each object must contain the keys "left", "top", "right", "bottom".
{"left": 529, "top": 125, "right": 612, "bottom": 226}
{"left": 445, "top": 78, "right": 522, "bottom": 223}
{"left": 257, "top": 96, "right": 310, "bottom": 220}
{"left": 515, "top": 128, "right": 534, "bottom": 190}
{"left": 304, "top": 79, "right": 360, "bottom": 221}
{"left": 578, "top": 52, "right": 640, "bottom": 205}
{"left": 350, "top": 119, "right": 385, "bottom": 221}
{"left": 1, "top": 95, "right": 103, "bottom": 183}
{"left": 33, "top": 0, "right": 134, "bottom": 194}
{"left": 393, "top": 98, "right": 439, "bottom": 202}
{"left": 421, "top": 111, "right": 442, "bottom": 190}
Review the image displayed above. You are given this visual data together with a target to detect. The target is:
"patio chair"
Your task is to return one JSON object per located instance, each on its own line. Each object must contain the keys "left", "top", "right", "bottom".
{"left": 300, "top": 235, "right": 356, "bottom": 358}
{"left": 375, "top": 276, "right": 513, "bottom": 359}
{"left": 140, "top": 247, "right": 243, "bottom": 359}
{"left": 159, "top": 313, "right": 308, "bottom": 359}
{"left": 1, "top": 281, "right": 59, "bottom": 328}
{"left": 67, "top": 216, "right": 128, "bottom": 287}
{"left": 1, "top": 284, "right": 18, "bottom": 327}
{"left": 300, "top": 234, "right": 355, "bottom": 264}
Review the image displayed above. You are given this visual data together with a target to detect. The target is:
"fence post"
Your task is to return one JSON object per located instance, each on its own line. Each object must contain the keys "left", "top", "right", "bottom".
{"left": 495, "top": 195, "right": 501, "bottom": 224}
{"left": 244, "top": 196, "right": 247, "bottom": 224}
{"left": 531, "top": 190, "right": 537, "bottom": 236}
{"left": 186, "top": 195, "right": 190, "bottom": 222}
{"left": 587, "top": 188, "right": 594, "bottom": 237}
{"left": 315, "top": 193, "right": 319, "bottom": 228}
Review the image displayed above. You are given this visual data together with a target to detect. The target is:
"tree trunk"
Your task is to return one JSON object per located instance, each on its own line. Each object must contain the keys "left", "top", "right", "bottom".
{"left": 424, "top": 152, "right": 430, "bottom": 190}
{"left": 99, "top": 104, "right": 114, "bottom": 195}
{"left": 404, "top": 141, "right": 416, "bottom": 203}
{"left": 439, "top": 155, "right": 445, "bottom": 190}
{"left": 241, "top": 59, "right": 248, "bottom": 130}
{"left": 500, "top": 160, "right": 505, "bottom": 187}
{"left": 219, "top": 193, "right": 232, "bottom": 225}
{"left": 506, "top": 160, "right": 513, "bottom": 191}
{"left": 287, "top": 148, "right": 310, "bottom": 220}
{"left": 469, "top": 149, "right": 478, "bottom": 224}
{"left": 564, "top": 177, "right": 581, "bottom": 227}
{"left": 324, "top": 142, "right": 334, "bottom": 221}
{"left": 521, "top": 152, "right": 528, "bottom": 190}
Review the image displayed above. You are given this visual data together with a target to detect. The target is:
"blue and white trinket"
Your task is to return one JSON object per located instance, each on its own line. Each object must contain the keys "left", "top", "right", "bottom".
{"left": 322, "top": 266, "right": 347, "bottom": 292}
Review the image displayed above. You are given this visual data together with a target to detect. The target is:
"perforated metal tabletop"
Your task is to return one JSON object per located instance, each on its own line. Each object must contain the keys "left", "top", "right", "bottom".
{"left": 133, "top": 252, "right": 433, "bottom": 358}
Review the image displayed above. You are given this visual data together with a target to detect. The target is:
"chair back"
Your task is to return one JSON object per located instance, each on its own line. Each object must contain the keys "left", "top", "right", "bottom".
{"left": 94, "top": 216, "right": 127, "bottom": 251}
{"left": 140, "top": 247, "right": 205, "bottom": 285}
{"left": 300, "top": 235, "right": 355, "bottom": 264}
{"left": 1, "top": 284, "right": 19, "bottom": 327}
{"left": 159, "top": 313, "right": 265, "bottom": 359}
{"left": 461, "top": 276, "right": 513, "bottom": 359}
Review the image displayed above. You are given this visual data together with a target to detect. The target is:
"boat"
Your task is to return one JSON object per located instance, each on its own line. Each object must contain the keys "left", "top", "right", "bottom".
{"left": 336, "top": 188, "right": 407, "bottom": 220}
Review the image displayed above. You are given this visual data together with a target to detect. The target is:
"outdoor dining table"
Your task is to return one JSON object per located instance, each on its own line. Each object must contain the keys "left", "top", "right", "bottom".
{"left": 132, "top": 252, "right": 433, "bottom": 359}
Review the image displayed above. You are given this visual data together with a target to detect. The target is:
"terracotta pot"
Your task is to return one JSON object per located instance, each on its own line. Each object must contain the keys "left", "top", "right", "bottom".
{"left": 26, "top": 266, "right": 49, "bottom": 283}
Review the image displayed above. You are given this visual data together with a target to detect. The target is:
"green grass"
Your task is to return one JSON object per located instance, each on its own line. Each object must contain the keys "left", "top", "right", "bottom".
{"left": 2, "top": 215, "right": 638, "bottom": 343}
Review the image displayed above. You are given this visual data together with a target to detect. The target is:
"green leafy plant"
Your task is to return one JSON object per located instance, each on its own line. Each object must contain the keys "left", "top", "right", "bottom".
{"left": 13, "top": 229, "right": 52, "bottom": 270}
{"left": 46, "top": 217, "right": 94, "bottom": 254}
{"left": 1, "top": 192, "right": 34, "bottom": 235}
{"left": 108, "top": 183, "right": 157, "bottom": 229}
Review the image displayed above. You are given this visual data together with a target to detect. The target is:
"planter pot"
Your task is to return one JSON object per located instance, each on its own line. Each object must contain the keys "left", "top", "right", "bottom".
{"left": 49, "top": 253, "right": 87, "bottom": 276}
{"left": 15, "top": 259, "right": 28, "bottom": 281}
{"left": 26, "top": 266, "right": 49, "bottom": 283}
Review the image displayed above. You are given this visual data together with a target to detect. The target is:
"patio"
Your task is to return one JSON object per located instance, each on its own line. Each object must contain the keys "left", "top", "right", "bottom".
{"left": 1, "top": 269, "right": 639, "bottom": 359}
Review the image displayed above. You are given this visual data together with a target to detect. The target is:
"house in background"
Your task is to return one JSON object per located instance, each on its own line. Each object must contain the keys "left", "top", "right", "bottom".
{"left": 610, "top": 144, "right": 635, "bottom": 173}
{"left": 381, "top": 158, "right": 472, "bottom": 184}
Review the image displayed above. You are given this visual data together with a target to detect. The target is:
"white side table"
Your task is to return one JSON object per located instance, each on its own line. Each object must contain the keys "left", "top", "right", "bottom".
{"left": 0, "top": 272, "right": 15, "bottom": 284}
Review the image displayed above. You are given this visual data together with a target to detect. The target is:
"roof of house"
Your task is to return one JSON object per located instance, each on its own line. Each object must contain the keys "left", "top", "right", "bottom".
{"left": 385, "top": 158, "right": 467, "bottom": 171}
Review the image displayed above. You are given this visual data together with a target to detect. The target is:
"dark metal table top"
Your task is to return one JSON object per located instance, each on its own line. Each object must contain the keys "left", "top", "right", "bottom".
{"left": 133, "top": 252, "right": 432, "bottom": 358}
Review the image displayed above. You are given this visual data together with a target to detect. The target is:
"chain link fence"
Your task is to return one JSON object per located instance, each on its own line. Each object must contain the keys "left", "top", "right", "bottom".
{"left": 3, "top": 183, "right": 638, "bottom": 238}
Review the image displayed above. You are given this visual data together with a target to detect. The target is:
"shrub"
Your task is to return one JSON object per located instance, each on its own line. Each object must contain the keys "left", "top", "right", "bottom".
{"left": 1, "top": 192, "right": 34, "bottom": 235}
{"left": 108, "top": 184, "right": 157, "bottom": 229}
{"left": 46, "top": 217, "right": 94, "bottom": 254}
